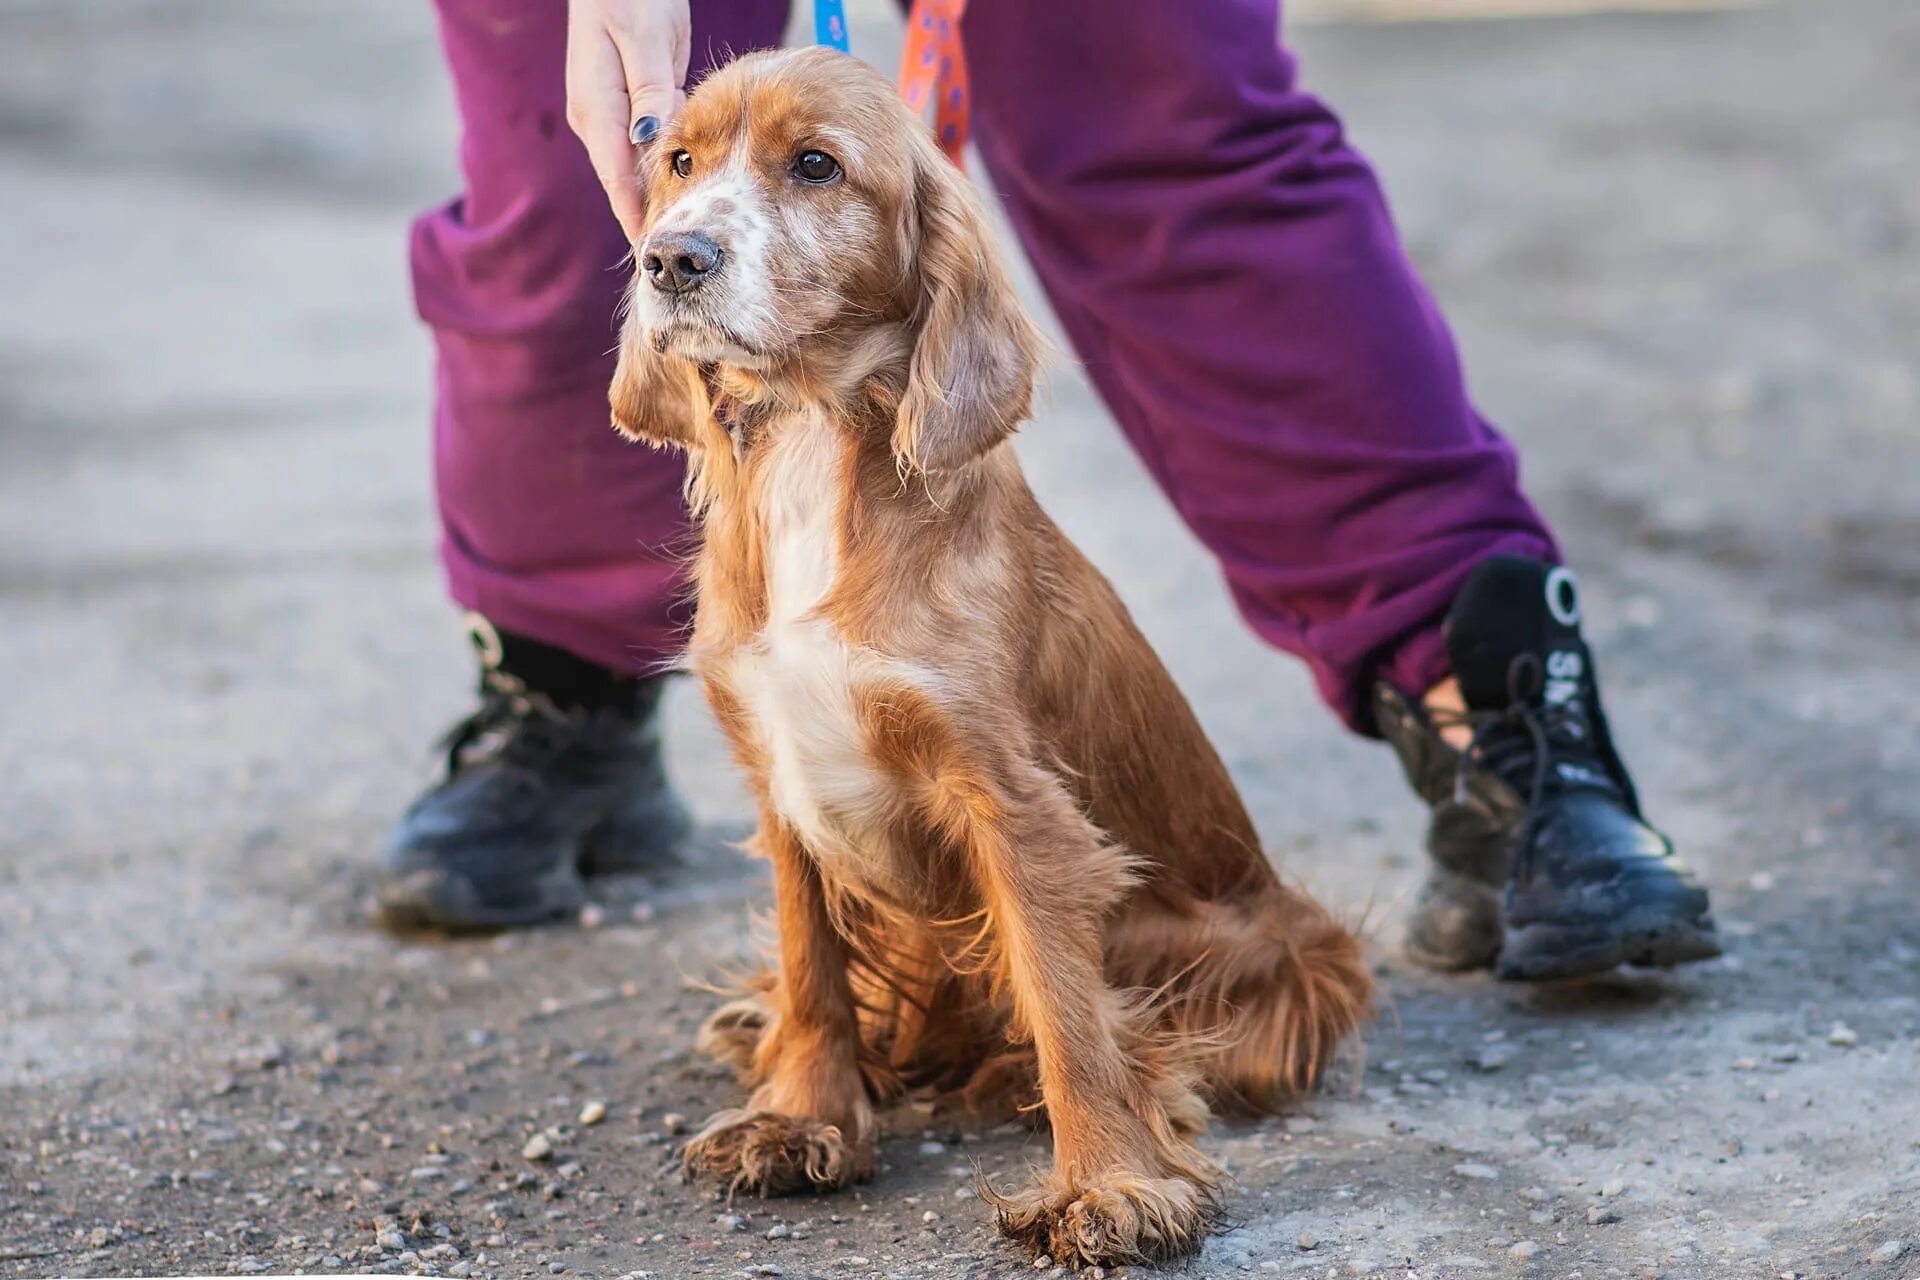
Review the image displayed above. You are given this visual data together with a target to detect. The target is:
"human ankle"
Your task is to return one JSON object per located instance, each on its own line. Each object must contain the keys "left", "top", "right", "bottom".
{"left": 1422, "top": 676, "right": 1474, "bottom": 751}
{"left": 465, "top": 613, "right": 647, "bottom": 714}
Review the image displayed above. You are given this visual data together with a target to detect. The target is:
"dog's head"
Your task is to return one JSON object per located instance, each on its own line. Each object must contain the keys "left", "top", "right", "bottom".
{"left": 611, "top": 47, "right": 1038, "bottom": 474}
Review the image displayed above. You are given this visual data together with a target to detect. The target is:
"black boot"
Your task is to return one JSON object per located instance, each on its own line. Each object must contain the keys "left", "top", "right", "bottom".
{"left": 1377, "top": 557, "right": 1720, "bottom": 981}
{"left": 376, "top": 616, "right": 693, "bottom": 931}
{"left": 1374, "top": 681, "right": 1514, "bottom": 972}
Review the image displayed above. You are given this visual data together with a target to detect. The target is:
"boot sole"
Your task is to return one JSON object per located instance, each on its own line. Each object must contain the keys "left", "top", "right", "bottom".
{"left": 1496, "top": 908, "right": 1722, "bottom": 982}
{"left": 373, "top": 859, "right": 587, "bottom": 934}
{"left": 377, "top": 795, "right": 700, "bottom": 934}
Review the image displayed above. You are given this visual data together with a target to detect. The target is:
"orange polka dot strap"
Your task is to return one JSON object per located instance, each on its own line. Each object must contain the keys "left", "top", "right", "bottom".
{"left": 899, "top": 0, "right": 971, "bottom": 166}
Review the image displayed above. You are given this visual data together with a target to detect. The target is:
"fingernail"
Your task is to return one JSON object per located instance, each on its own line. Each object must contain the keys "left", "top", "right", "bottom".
{"left": 631, "top": 115, "right": 660, "bottom": 145}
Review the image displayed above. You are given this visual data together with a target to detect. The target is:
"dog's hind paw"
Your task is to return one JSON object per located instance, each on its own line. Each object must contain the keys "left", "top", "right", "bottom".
{"left": 988, "top": 1169, "right": 1219, "bottom": 1268}
{"left": 682, "top": 1108, "right": 872, "bottom": 1196}
{"left": 695, "top": 997, "right": 772, "bottom": 1079}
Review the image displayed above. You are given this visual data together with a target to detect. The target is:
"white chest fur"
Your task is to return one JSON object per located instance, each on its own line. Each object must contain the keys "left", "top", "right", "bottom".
{"left": 722, "top": 418, "right": 905, "bottom": 892}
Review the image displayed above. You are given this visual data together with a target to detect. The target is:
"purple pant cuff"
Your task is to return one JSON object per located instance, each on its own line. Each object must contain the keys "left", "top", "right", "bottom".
{"left": 442, "top": 536, "right": 690, "bottom": 677}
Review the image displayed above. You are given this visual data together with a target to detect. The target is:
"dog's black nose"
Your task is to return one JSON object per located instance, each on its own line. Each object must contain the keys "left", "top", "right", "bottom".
{"left": 644, "top": 231, "right": 723, "bottom": 294}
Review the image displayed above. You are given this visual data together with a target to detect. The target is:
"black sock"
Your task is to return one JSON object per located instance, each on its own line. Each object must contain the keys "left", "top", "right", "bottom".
{"left": 467, "top": 615, "right": 650, "bottom": 714}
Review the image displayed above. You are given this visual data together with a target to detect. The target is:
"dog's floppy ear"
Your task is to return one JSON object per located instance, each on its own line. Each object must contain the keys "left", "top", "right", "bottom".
{"left": 609, "top": 142, "right": 702, "bottom": 449}
{"left": 891, "top": 148, "right": 1041, "bottom": 474}
{"left": 610, "top": 312, "right": 703, "bottom": 450}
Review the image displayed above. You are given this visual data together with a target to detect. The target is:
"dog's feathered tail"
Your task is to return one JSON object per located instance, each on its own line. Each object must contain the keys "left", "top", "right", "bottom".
{"left": 1105, "top": 885, "right": 1374, "bottom": 1112}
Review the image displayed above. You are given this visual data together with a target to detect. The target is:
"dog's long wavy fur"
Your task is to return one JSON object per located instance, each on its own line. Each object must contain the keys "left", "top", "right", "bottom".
{"left": 607, "top": 47, "right": 1375, "bottom": 1269}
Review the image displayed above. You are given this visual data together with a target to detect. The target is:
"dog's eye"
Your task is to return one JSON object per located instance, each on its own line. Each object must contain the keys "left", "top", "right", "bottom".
{"left": 791, "top": 149, "right": 842, "bottom": 184}
{"left": 671, "top": 150, "right": 693, "bottom": 179}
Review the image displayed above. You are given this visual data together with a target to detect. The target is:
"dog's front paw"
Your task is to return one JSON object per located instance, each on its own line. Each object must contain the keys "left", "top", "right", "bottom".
{"left": 989, "top": 1169, "right": 1219, "bottom": 1268}
{"left": 682, "top": 1108, "right": 873, "bottom": 1196}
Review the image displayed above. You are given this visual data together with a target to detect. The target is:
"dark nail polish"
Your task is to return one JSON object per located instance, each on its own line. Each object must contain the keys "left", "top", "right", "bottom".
{"left": 631, "top": 115, "right": 660, "bottom": 145}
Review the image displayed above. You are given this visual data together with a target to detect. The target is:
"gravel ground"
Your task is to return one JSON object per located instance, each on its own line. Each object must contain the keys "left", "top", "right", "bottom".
{"left": 3, "top": 1, "right": 1918, "bottom": 1278}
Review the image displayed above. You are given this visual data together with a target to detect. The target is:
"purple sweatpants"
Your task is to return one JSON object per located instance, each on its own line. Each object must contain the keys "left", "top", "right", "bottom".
{"left": 411, "top": 0, "right": 1557, "bottom": 732}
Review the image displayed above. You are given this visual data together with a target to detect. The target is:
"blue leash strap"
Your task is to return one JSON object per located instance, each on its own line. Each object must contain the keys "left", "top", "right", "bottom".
{"left": 815, "top": 0, "right": 850, "bottom": 51}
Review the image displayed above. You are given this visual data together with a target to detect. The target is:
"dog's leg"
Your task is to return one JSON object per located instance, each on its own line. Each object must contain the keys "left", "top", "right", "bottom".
{"left": 684, "top": 813, "right": 875, "bottom": 1195}
{"left": 939, "top": 763, "right": 1221, "bottom": 1267}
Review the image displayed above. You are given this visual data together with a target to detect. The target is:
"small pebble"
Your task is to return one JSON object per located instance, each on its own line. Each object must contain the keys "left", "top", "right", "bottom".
{"left": 922, "top": 1210, "right": 940, "bottom": 1223}
{"left": 523, "top": 1132, "right": 555, "bottom": 1162}
{"left": 1297, "top": 1230, "right": 1318, "bottom": 1251}
{"left": 1599, "top": 1178, "right": 1626, "bottom": 1197}
{"left": 579, "top": 1101, "right": 608, "bottom": 1127}
{"left": 1588, "top": 1205, "right": 1623, "bottom": 1225}
{"left": 918, "top": 1140, "right": 947, "bottom": 1155}
{"left": 765, "top": 1223, "right": 791, "bottom": 1240}
{"left": 1452, "top": 1162, "right": 1498, "bottom": 1180}
{"left": 377, "top": 1229, "right": 407, "bottom": 1252}
{"left": 1472, "top": 1044, "right": 1516, "bottom": 1073}
{"left": 1509, "top": 1241, "right": 1541, "bottom": 1261}
{"left": 1868, "top": 1240, "right": 1907, "bottom": 1264}
{"left": 1828, "top": 1024, "right": 1859, "bottom": 1047}
{"left": 718, "top": 1213, "right": 748, "bottom": 1232}
{"left": 580, "top": 903, "right": 608, "bottom": 929}
{"left": 661, "top": 1113, "right": 688, "bottom": 1135}
{"left": 237, "top": 1040, "right": 287, "bottom": 1070}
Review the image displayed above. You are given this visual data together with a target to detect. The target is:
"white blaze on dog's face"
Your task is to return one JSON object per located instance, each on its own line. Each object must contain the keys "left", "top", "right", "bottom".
{"left": 627, "top": 49, "right": 916, "bottom": 369}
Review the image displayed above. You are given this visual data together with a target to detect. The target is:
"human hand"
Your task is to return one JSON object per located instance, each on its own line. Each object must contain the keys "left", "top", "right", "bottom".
{"left": 565, "top": 0, "right": 691, "bottom": 243}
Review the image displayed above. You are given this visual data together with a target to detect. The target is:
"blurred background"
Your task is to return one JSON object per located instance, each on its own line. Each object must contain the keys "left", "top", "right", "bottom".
{"left": 3, "top": 1, "right": 1917, "bottom": 1277}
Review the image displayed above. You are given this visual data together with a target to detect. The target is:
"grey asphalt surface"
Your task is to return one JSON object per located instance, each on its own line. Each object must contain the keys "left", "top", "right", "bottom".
{"left": 3, "top": 1, "right": 1919, "bottom": 1277}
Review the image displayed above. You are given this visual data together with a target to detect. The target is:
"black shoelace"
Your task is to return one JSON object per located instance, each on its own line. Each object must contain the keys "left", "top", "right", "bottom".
{"left": 438, "top": 677, "right": 587, "bottom": 795}
{"left": 1435, "top": 653, "right": 1622, "bottom": 878}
